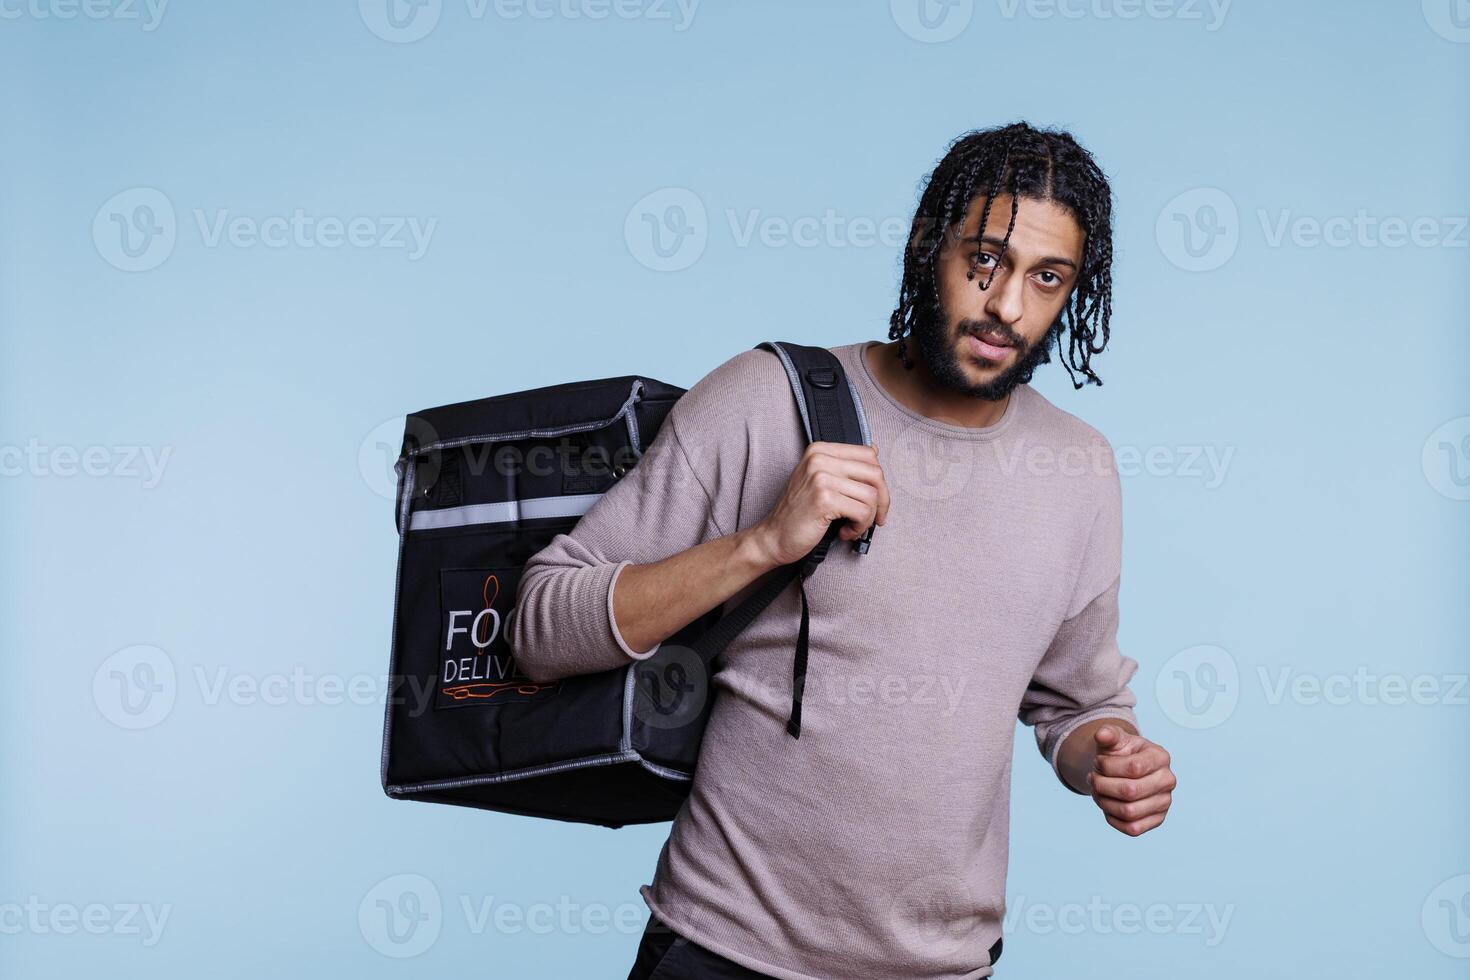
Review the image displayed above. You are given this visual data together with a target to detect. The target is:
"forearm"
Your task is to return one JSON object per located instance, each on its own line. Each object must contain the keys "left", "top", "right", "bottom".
{"left": 1056, "top": 716, "right": 1139, "bottom": 794}
{"left": 612, "top": 524, "right": 782, "bottom": 654}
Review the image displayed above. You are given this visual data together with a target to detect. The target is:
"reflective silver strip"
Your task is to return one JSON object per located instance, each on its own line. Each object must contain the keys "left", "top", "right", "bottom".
{"left": 408, "top": 493, "right": 602, "bottom": 531}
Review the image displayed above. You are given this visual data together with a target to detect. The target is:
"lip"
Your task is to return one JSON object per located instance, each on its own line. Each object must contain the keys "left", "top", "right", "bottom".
{"left": 966, "top": 332, "right": 1013, "bottom": 362}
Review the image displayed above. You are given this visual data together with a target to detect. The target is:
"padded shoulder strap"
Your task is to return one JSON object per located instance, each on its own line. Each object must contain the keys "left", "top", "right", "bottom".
{"left": 688, "top": 342, "right": 876, "bottom": 739}
{"left": 756, "top": 341, "right": 869, "bottom": 450}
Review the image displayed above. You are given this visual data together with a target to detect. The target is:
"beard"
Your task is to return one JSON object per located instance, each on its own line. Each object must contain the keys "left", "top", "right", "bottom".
{"left": 909, "top": 291, "right": 1061, "bottom": 401}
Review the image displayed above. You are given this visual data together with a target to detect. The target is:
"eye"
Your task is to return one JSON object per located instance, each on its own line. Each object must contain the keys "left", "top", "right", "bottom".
{"left": 1035, "top": 270, "right": 1063, "bottom": 287}
{"left": 972, "top": 251, "right": 997, "bottom": 269}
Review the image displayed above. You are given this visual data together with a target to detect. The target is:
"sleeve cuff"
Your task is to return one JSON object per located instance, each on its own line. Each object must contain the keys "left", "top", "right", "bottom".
{"left": 606, "top": 561, "right": 662, "bottom": 661}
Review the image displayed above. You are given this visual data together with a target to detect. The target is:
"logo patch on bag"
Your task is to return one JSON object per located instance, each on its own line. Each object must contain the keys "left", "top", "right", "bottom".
{"left": 436, "top": 567, "right": 558, "bottom": 709}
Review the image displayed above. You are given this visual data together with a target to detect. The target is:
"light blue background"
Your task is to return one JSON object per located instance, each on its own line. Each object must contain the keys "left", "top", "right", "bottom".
{"left": 2, "top": 1, "right": 1467, "bottom": 977}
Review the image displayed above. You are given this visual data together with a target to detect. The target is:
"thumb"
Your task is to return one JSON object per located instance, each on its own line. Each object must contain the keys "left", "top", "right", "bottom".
{"left": 1093, "top": 724, "right": 1132, "bottom": 753}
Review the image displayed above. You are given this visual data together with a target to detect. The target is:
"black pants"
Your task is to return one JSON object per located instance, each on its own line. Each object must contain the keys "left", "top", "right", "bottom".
{"left": 625, "top": 913, "right": 1003, "bottom": 979}
{"left": 625, "top": 914, "right": 777, "bottom": 979}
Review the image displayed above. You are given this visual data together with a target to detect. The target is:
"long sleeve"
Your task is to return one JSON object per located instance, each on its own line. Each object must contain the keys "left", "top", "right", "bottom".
{"left": 509, "top": 349, "right": 778, "bottom": 683}
{"left": 1017, "top": 436, "right": 1140, "bottom": 793}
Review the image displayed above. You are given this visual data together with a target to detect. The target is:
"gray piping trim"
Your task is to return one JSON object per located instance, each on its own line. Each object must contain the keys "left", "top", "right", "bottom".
{"left": 624, "top": 379, "right": 644, "bottom": 458}
{"left": 408, "top": 493, "right": 602, "bottom": 531}
{"left": 637, "top": 758, "right": 693, "bottom": 781}
{"left": 843, "top": 371, "right": 873, "bottom": 446}
{"left": 403, "top": 379, "right": 643, "bottom": 459}
{"left": 385, "top": 750, "right": 642, "bottom": 794}
{"left": 620, "top": 663, "right": 636, "bottom": 753}
{"left": 760, "top": 341, "right": 813, "bottom": 443}
{"left": 380, "top": 454, "right": 417, "bottom": 788}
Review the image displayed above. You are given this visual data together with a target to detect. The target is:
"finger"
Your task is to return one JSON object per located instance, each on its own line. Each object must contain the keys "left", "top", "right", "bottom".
{"left": 812, "top": 451, "right": 891, "bottom": 529}
{"left": 1104, "top": 810, "right": 1167, "bottom": 837}
{"left": 1093, "top": 743, "right": 1170, "bottom": 779}
{"left": 1088, "top": 766, "right": 1176, "bottom": 803}
{"left": 807, "top": 442, "right": 883, "bottom": 464}
{"left": 1094, "top": 790, "right": 1171, "bottom": 824}
{"left": 809, "top": 474, "right": 880, "bottom": 535}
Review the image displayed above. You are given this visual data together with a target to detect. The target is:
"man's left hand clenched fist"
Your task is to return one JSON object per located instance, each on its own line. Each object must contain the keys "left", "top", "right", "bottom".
{"left": 1086, "top": 725, "right": 1176, "bottom": 837}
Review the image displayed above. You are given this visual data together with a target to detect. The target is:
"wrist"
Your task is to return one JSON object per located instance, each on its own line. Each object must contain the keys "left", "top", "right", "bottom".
{"left": 731, "top": 522, "right": 784, "bottom": 577}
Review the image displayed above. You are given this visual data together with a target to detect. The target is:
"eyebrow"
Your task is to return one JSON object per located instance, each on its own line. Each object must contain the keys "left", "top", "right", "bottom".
{"left": 962, "top": 234, "right": 1079, "bottom": 272}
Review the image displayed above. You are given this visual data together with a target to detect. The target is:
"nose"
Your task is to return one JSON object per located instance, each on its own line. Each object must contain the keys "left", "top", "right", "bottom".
{"left": 982, "top": 265, "right": 1026, "bottom": 328}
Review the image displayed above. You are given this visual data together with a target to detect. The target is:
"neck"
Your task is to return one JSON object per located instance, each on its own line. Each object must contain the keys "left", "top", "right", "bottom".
{"left": 863, "top": 340, "right": 1011, "bottom": 429}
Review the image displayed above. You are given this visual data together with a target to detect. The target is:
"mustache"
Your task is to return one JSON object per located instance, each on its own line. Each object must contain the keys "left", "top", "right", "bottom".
{"left": 955, "top": 317, "right": 1025, "bottom": 348}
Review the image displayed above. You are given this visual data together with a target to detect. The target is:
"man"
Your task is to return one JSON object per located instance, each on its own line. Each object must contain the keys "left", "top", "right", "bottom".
{"left": 511, "top": 121, "right": 1176, "bottom": 980}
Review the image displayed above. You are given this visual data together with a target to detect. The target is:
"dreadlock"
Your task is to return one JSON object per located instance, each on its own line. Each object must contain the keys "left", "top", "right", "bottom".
{"left": 888, "top": 121, "right": 1115, "bottom": 388}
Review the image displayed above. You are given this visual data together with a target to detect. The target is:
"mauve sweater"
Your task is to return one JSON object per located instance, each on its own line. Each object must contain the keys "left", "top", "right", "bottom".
{"left": 510, "top": 340, "right": 1140, "bottom": 980}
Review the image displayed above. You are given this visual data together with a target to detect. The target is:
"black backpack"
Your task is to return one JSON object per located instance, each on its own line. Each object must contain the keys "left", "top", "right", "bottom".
{"left": 379, "top": 341, "right": 872, "bottom": 828}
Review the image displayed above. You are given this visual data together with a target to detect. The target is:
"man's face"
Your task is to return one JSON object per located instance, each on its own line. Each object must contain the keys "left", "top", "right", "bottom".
{"left": 912, "top": 192, "right": 1086, "bottom": 400}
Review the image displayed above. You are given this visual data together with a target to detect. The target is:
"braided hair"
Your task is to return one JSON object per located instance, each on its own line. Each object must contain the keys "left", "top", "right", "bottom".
{"left": 888, "top": 122, "right": 1115, "bottom": 388}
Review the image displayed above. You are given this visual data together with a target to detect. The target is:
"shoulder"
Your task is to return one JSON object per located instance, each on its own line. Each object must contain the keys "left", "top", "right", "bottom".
{"left": 1016, "top": 384, "right": 1115, "bottom": 460}
{"left": 664, "top": 344, "right": 803, "bottom": 459}
{"left": 1013, "top": 384, "right": 1120, "bottom": 509}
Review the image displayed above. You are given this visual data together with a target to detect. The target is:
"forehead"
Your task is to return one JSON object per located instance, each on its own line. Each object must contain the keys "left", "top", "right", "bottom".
{"left": 956, "top": 193, "right": 1084, "bottom": 263}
